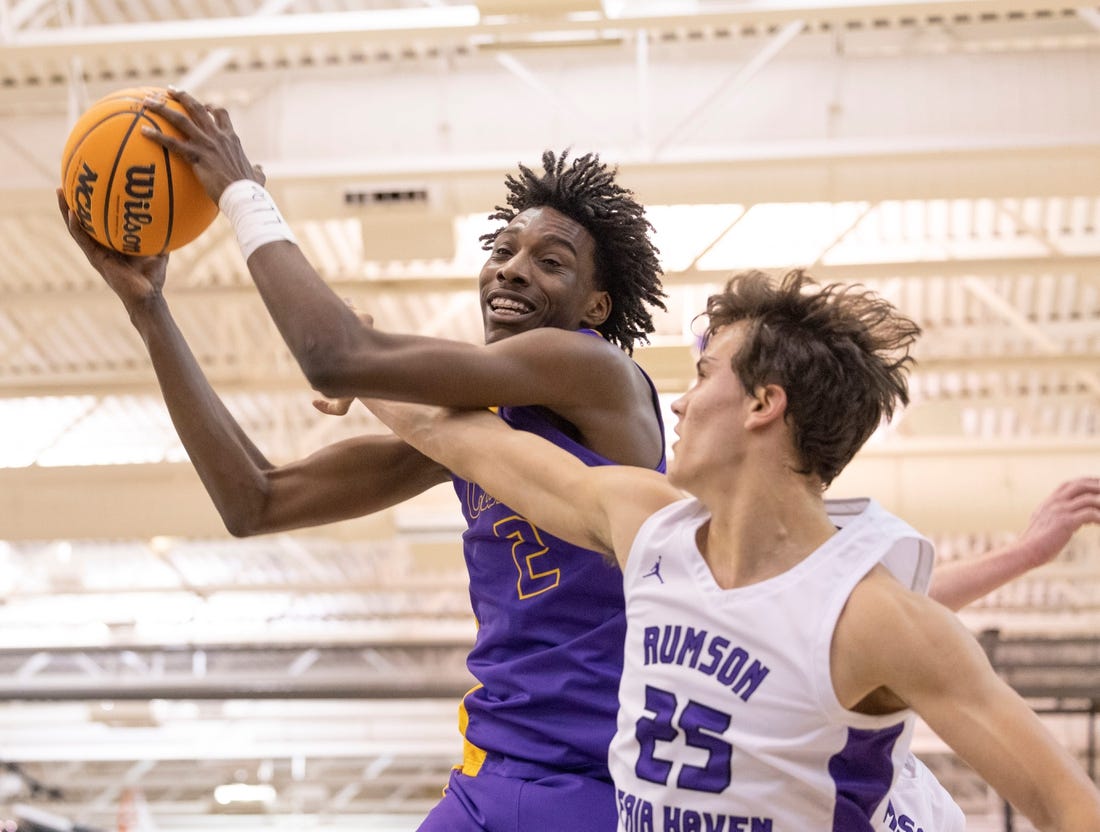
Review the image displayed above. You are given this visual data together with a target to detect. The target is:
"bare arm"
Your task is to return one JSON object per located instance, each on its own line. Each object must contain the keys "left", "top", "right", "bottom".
{"left": 835, "top": 570, "right": 1100, "bottom": 831}
{"left": 141, "top": 90, "right": 661, "bottom": 470}
{"left": 59, "top": 191, "right": 448, "bottom": 536}
{"left": 929, "top": 477, "right": 1100, "bottom": 611}
{"left": 366, "top": 397, "right": 680, "bottom": 566}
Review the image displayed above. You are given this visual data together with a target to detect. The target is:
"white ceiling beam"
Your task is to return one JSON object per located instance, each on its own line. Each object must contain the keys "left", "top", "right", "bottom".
{"left": 996, "top": 198, "right": 1063, "bottom": 258}
{"left": 0, "top": 581, "right": 469, "bottom": 599}
{"left": 0, "top": 735, "right": 461, "bottom": 763}
{"left": 4, "top": 256, "right": 1100, "bottom": 310}
{"left": 2, "top": 350, "right": 1097, "bottom": 399}
{"left": 830, "top": 437, "right": 1100, "bottom": 533}
{"left": 1, "top": 0, "right": 50, "bottom": 38}
{"left": 684, "top": 207, "right": 751, "bottom": 272}
{"left": 9, "top": 138, "right": 1098, "bottom": 215}
{"left": 493, "top": 51, "right": 603, "bottom": 125}
{"left": 5, "top": 2, "right": 1091, "bottom": 58}
{"left": 962, "top": 276, "right": 1100, "bottom": 395}
{"left": 3, "top": 442, "right": 1096, "bottom": 540}
{"left": 634, "top": 27, "right": 651, "bottom": 146}
{"left": 174, "top": 0, "right": 300, "bottom": 94}
{"left": 259, "top": 137, "right": 1100, "bottom": 206}
{"left": 0, "top": 670, "right": 473, "bottom": 701}
{"left": 7, "top": 6, "right": 482, "bottom": 55}
{"left": 1076, "top": 6, "right": 1100, "bottom": 31}
{"left": 606, "top": 1, "right": 1090, "bottom": 23}
{"left": 652, "top": 18, "right": 804, "bottom": 156}
{"left": 636, "top": 344, "right": 1100, "bottom": 389}
{"left": 809, "top": 202, "right": 879, "bottom": 268}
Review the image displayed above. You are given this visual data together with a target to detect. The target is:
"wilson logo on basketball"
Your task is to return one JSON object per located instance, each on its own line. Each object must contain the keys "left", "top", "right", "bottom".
{"left": 60, "top": 86, "right": 217, "bottom": 254}
{"left": 121, "top": 164, "right": 156, "bottom": 254}
{"left": 73, "top": 162, "right": 99, "bottom": 236}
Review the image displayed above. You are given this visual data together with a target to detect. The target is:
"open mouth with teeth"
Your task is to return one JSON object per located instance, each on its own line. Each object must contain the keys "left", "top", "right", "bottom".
{"left": 487, "top": 296, "right": 536, "bottom": 318}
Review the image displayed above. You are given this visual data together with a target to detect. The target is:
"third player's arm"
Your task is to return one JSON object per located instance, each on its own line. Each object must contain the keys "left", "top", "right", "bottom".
{"left": 928, "top": 477, "right": 1100, "bottom": 611}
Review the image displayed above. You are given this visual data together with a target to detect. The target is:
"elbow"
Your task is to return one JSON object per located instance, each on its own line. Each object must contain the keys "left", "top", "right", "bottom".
{"left": 210, "top": 479, "right": 274, "bottom": 539}
{"left": 299, "top": 357, "right": 349, "bottom": 399}
{"left": 222, "top": 513, "right": 260, "bottom": 539}
{"left": 297, "top": 341, "right": 373, "bottom": 399}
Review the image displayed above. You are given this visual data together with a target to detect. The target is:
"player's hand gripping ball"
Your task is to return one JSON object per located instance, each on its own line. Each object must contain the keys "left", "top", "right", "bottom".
{"left": 60, "top": 87, "right": 218, "bottom": 255}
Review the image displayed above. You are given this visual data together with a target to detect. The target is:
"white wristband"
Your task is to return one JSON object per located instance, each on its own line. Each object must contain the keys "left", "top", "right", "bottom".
{"left": 218, "top": 180, "right": 298, "bottom": 261}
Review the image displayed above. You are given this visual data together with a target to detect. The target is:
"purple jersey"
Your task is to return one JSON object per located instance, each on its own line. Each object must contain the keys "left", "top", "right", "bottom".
{"left": 450, "top": 344, "right": 665, "bottom": 782}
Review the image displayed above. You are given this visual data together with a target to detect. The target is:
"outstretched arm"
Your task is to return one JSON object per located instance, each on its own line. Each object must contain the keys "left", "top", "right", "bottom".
{"left": 58, "top": 191, "right": 448, "bottom": 536}
{"left": 366, "top": 397, "right": 679, "bottom": 566}
{"left": 929, "top": 477, "right": 1100, "bottom": 611}
{"left": 836, "top": 570, "right": 1100, "bottom": 831}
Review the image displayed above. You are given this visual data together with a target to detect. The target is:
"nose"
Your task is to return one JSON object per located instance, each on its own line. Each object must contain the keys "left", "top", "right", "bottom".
{"left": 670, "top": 392, "right": 686, "bottom": 416}
{"left": 496, "top": 251, "right": 529, "bottom": 285}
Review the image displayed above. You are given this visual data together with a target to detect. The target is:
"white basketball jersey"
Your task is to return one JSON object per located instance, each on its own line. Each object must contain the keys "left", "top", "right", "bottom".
{"left": 830, "top": 503, "right": 965, "bottom": 832}
{"left": 880, "top": 755, "right": 967, "bottom": 832}
{"left": 611, "top": 497, "right": 933, "bottom": 832}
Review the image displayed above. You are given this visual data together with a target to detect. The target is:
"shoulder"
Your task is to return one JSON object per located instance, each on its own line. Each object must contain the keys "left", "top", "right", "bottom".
{"left": 833, "top": 565, "right": 985, "bottom": 709}
{"left": 836, "top": 566, "right": 942, "bottom": 660}
{"left": 831, "top": 567, "right": 934, "bottom": 708}
{"left": 591, "top": 466, "right": 683, "bottom": 566}
{"left": 494, "top": 328, "right": 663, "bottom": 468}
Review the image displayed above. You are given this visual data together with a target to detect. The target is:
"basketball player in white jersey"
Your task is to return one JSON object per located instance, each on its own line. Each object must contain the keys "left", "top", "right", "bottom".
{"left": 365, "top": 269, "right": 1100, "bottom": 831}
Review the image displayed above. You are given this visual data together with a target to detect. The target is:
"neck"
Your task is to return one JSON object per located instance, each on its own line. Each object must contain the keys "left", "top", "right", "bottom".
{"left": 695, "top": 469, "right": 836, "bottom": 590}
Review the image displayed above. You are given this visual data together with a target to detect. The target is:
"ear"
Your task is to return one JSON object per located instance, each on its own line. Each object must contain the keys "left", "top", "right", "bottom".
{"left": 582, "top": 290, "right": 611, "bottom": 328}
{"left": 745, "top": 383, "right": 787, "bottom": 430}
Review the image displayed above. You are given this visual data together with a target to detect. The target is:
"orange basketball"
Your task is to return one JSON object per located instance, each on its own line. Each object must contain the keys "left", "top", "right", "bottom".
{"left": 60, "top": 87, "right": 218, "bottom": 255}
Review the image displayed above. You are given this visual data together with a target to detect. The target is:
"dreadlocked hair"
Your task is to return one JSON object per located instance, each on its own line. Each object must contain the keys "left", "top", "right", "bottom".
{"left": 481, "top": 149, "right": 666, "bottom": 353}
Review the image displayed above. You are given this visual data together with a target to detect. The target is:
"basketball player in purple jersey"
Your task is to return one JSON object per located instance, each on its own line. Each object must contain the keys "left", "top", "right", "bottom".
{"left": 59, "top": 128, "right": 669, "bottom": 826}
{"left": 58, "top": 86, "right": 1099, "bottom": 830}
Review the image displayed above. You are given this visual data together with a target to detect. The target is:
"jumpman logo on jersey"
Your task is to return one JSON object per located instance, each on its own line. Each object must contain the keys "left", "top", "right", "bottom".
{"left": 642, "top": 556, "right": 664, "bottom": 584}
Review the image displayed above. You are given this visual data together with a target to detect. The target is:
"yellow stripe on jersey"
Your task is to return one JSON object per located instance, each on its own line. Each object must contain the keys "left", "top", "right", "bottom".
{"left": 456, "top": 683, "right": 489, "bottom": 775}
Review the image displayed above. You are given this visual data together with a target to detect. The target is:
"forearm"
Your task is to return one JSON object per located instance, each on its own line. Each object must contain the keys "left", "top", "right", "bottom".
{"left": 366, "top": 397, "right": 614, "bottom": 555}
{"left": 243, "top": 242, "right": 372, "bottom": 395}
{"left": 945, "top": 691, "right": 1100, "bottom": 831}
{"left": 214, "top": 180, "right": 366, "bottom": 394}
{"left": 128, "top": 295, "right": 273, "bottom": 534}
{"left": 932, "top": 477, "right": 1100, "bottom": 611}
{"left": 366, "top": 398, "right": 513, "bottom": 492}
{"left": 929, "top": 541, "right": 1039, "bottom": 611}
{"left": 871, "top": 595, "right": 1100, "bottom": 831}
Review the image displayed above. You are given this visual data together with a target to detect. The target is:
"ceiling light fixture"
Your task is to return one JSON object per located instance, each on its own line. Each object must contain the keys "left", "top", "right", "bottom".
{"left": 213, "top": 783, "right": 277, "bottom": 805}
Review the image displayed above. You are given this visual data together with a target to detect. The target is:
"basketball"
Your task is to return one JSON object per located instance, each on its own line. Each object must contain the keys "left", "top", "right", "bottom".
{"left": 60, "top": 87, "right": 218, "bottom": 255}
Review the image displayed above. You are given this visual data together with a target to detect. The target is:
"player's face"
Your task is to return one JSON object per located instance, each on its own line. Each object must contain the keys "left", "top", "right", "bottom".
{"left": 478, "top": 207, "right": 605, "bottom": 344}
{"left": 667, "top": 324, "right": 753, "bottom": 493}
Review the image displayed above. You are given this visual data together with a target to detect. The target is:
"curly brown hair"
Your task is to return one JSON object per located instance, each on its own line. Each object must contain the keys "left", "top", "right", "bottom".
{"left": 701, "top": 269, "right": 921, "bottom": 486}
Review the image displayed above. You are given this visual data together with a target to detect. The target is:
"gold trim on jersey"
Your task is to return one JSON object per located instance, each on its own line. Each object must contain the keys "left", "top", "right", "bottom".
{"left": 457, "top": 683, "right": 488, "bottom": 776}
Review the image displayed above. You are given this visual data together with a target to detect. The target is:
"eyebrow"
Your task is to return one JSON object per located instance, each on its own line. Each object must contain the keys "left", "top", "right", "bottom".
{"left": 696, "top": 355, "right": 716, "bottom": 373}
{"left": 539, "top": 233, "right": 579, "bottom": 256}
{"left": 498, "top": 228, "right": 580, "bottom": 257}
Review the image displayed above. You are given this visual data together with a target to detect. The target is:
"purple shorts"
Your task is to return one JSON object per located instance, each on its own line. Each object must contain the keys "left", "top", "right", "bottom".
{"left": 417, "top": 767, "right": 617, "bottom": 832}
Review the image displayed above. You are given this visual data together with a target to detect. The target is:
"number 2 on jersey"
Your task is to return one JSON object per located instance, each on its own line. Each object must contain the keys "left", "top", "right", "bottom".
{"left": 494, "top": 515, "right": 561, "bottom": 599}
